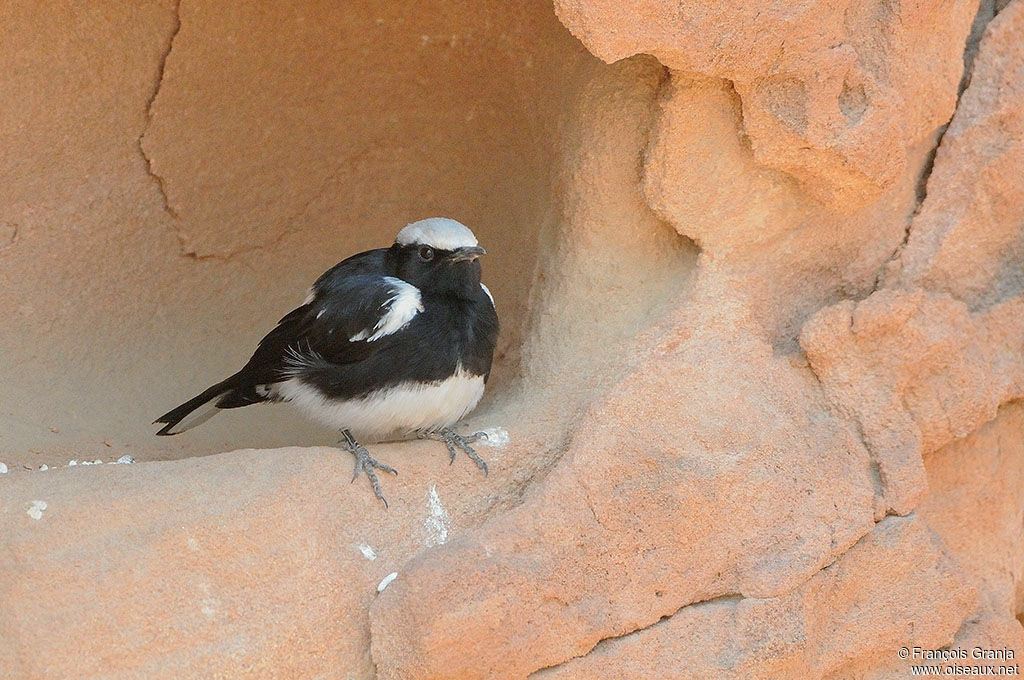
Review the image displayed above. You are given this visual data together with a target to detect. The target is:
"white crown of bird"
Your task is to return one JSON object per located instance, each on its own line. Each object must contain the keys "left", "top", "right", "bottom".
{"left": 395, "top": 217, "right": 478, "bottom": 250}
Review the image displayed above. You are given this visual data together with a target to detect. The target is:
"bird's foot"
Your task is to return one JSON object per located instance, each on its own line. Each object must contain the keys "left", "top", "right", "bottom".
{"left": 418, "top": 427, "right": 489, "bottom": 475}
{"left": 341, "top": 430, "right": 397, "bottom": 507}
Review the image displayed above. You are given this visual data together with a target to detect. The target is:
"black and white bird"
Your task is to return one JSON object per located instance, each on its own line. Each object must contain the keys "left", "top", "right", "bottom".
{"left": 154, "top": 217, "right": 499, "bottom": 505}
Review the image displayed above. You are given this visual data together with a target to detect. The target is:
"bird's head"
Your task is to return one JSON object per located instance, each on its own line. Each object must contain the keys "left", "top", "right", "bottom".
{"left": 390, "top": 218, "right": 486, "bottom": 296}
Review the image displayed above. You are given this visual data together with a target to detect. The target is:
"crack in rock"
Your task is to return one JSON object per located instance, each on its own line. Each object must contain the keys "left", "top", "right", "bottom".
{"left": 138, "top": 0, "right": 181, "bottom": 221}
{"left": 0, "top": 222, "right": 18, "bottom": 250}
{"left": 527, "top": 514, "right": 974, "bottom": 678}
{"left": 528, "top": 593, "right": 744, "bottom": 677}
{"left": 874, "top": 0, "right": 1002, "bottom": 291}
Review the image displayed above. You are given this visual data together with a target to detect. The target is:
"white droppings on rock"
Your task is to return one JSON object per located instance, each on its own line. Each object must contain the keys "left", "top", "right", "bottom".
{"left": 197, "top": 582, "right": 220, "bottom": 619}
{"left": 357, "top": 544, "right": 377, "bottom": 561}
{"left": 67, "top": 460, "right": 78, "bottom": 466}
{"left": 377, "top": 572, "right": 398, "bottom": 593}
{"left": 0, "top": 462, "right": 7, "bottom": 474}
{"left": 115, "top": 455, "right": 135, "bottom": 464}
{"left": 476, "top": 427, "right": 510, "bottom": 447}
{"left": 27, "top": 500, "right": 47, "bottom": 520}
{"left": 424, "top": 484, "right": 450, "bottom": 547}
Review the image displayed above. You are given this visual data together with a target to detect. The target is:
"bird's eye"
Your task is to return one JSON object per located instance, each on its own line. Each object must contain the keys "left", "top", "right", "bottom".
{"left": 418, "top": 246, "right": 434, "bottom": 261}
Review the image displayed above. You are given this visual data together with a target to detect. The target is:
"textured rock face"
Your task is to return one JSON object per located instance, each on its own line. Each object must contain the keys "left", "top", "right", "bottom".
{"left": 3, "top": 0, "right": 1023, "bottom": 679}
{"left": 2, "top": 450, "right": 387, "bottom": 678}
{"left": 370, "top": 1, "right": 1024, "bottom": 677}
{"left": 801, "top": 290, "right": 1024, "bottom": 518}
{"left": 555, "top": 0, "right": 979, "bottom": 207}
{"left": 533, "top": 515, "right": 975, "bottom": 680}
{"left": 919, "top": 402, "right": 1024, "bottom": 672}
{"left": 893, "top": 0, "right": 1024, "bottom": 308}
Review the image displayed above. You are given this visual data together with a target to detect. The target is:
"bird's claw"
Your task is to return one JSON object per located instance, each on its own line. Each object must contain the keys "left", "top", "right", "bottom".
{"left": 419, "top": 427, "right": 489, "bottom": 475}
{"left": 341, "top": 432, "right": 397, "bottom": 507}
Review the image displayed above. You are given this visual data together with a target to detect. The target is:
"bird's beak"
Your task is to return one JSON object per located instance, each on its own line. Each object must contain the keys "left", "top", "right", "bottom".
{"left": 450, "top": 245, "right": 486, "bottom": 262}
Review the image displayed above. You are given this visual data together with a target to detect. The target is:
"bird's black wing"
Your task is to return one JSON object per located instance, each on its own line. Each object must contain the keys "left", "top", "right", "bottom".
{"left": 217, "top": 270, "right": 418, "bottom": 407}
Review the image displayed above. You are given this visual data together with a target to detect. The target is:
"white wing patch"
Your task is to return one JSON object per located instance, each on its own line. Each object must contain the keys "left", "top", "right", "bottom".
{"left": 349, "top": 277, "right": 423, "bottom": 342}
{"left": 480, "top": 282, "right": 494, "bottom": 307}
{"left": 395, "top": 218, "right": 478, "bottom": 250}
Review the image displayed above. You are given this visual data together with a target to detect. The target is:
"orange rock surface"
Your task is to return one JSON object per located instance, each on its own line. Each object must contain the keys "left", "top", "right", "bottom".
{"left": 1, "top": 0, "right": 1022, "bottom": 678}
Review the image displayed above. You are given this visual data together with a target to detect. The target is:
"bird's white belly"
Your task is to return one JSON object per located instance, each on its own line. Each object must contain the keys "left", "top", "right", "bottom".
{"left": 277, "top": 369, "right": 486, "bottom": 440}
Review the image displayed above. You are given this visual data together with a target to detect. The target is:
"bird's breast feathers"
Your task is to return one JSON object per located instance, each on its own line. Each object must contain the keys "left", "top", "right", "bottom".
{"left": 277, "top": 368, "right": 486, "bottom": 440}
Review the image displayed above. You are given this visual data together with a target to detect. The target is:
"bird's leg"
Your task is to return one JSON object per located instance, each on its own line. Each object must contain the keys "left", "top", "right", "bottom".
{"left": 417, "top": 427, "right": 489, "bottom": 475}
{"left": 341, "top": 429, "right": 397, "bottom": 507}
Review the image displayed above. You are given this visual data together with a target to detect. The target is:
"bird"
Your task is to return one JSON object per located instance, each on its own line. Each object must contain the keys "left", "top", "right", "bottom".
{"left": 154, "top": 217, "right": 499, "bottom": 505}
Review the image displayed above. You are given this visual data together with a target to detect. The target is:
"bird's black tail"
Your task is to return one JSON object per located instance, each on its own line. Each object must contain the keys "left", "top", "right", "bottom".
{"left": 153, "top": 374, "right": 241, "bottom": 436}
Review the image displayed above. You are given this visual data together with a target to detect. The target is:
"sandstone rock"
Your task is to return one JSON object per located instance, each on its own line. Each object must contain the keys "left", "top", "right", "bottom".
{"left": 370, "top": 310, "right": 879, "bottom": 678}
{"left": 142, "top": 0, "right": 582, "bottom": 268}
{"left": 800, "top": 290, "right": 1024, "bottom": 518}
{"left": 641, "top": 73, "right": 921, "bottom": 346}
{"left": 533, "top": 515, "right": 975, "bottom": 680}
{"left": 0, "top": 450, "right": 361, "bottom": 678}
{"left": 893, "top": 0, "right": 1024, "bottom": 309}
{"left": 368, "top": 3, "right": 1022, "bottom": 677}
{"left": 555, "top": 0, "right": 978, "bottom": 206}
{"left": 918, "top": 402, "right": 1024, "bottom": 664}
{"left": 513, "top": 55, "right": 697, "bottom": 444}
{"left": 0, "top": 445, "right": 521, "bottom": 679}
{"left": 2, "top": 0, "right": 1023, "bottom": 677}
